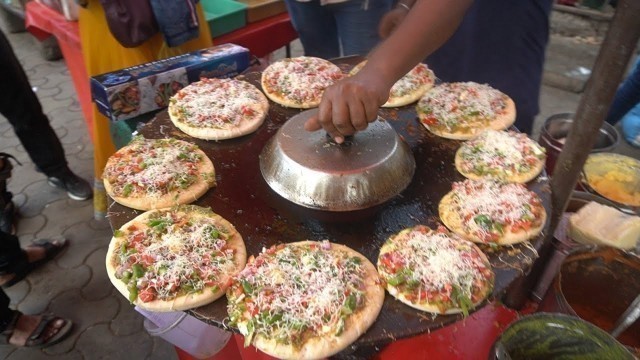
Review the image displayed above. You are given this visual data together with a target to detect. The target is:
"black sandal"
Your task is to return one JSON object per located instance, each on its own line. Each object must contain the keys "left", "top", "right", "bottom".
{"left": 0, "top": 238, "right": 68, "bottom": 288}
{"left": 1, "top": 310, "right": 72, "bottom": 348}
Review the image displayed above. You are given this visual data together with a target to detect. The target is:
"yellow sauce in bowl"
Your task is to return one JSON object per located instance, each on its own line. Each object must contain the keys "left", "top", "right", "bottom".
{"left": 583, "top": 153, "right": 640, "bottom": 207}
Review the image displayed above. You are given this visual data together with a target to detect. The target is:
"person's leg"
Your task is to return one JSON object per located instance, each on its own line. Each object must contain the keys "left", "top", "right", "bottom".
{"left": 0, "top": 29, "right": 68, "bottom": 177}
{"left": 0, "top": 289, "right": 13, "bottom": 332}
{"left": 0, "top": 231, "right": 67, "bottom": 288}
{"left": 0, "top": 30, "right": 92, "bottom": 200}
{"left": 0, "top": 155, "right": 16, "bottom": 235}
{"left": 606, "top": 57, "right": 640, "bottom": 125}
{"left": 332, "top": 0, "right": 393, "bottom": 57}
{"left": 0, "top": 286, "right": 72, "bottom": 349}
{"left": 0, "top": 231, "right": 26, "bottom": 280}
{"left": 284, "top": 0, "right": 340, "bottom": 59}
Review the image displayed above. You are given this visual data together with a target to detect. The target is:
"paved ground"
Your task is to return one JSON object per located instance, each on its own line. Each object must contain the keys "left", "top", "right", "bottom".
{"left": 0, "top": 29, "right": 178, "bottom": 360}
{"left": 0, "top": 7, "right": 638, "bottom": 360}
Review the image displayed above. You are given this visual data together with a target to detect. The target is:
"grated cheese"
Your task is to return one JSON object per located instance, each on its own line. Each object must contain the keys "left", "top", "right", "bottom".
{"left": 228, "top": 241, "right": 366, "bottom": 346}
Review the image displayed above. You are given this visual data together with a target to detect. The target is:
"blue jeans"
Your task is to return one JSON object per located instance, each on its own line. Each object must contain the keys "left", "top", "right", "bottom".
{"left": 605, "top": 57, "right": 640, "bottom": 125}
{"left": 284, "top": 0, "right": 393, "bottom": 59}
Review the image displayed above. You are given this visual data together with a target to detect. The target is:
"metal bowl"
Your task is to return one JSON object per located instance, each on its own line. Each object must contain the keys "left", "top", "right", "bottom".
{"left": 259, "top": 110, "right": 416, "bottom": 211}
{"left": 582, "top": 152, "right": 640, "bottom": 211}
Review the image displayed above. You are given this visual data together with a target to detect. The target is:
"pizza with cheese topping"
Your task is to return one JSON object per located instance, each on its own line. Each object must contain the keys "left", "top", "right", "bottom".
{"left": 106, "top": 205, "right": 247, "bottom": 311}
{"left": 416, "top": 82, "right": 516, "bottom": 140}
{"left": 455, "top": 130, "right": 546, "bottom": 183}
{"left": 349, "top": 61, "right": 435, "bottom": 107}
{"left": 103, "top": 137, "right": 215, "bottom": 211}
{"left": 226, "top": 241, "right": 384, "bottom": 360}
{"left": 439, "top": 179, "right": 546, "bottom": 245}
{"left": 377, "top": 225, "right": 494, "bottom": 315}
{"left": 168, "top": 77, "right": 269, "bottom": 140}
{"left": 261, "top": 56, "right": 344, "bottom": 109}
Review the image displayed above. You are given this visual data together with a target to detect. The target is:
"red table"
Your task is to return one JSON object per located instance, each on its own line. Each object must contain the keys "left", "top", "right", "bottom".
{"left": 213, "top": 12, "right": 297, "bottom": 58}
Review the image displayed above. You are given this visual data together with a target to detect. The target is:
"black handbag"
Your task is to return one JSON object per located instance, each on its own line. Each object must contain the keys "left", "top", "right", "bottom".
{"left": 99, "top": 0, "right": 159, "bottom": 48}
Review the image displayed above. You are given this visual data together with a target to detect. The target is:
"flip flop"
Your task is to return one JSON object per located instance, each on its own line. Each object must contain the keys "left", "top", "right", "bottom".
{"left": 0, "top": 237, "right": 68, "bottom": 288}
{"left": 1, "top": 311, "right": 73, "bottom": 348}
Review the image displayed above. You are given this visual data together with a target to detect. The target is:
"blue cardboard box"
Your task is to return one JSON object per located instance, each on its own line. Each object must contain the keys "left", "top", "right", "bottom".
{"left": 91, "top": 43, "right": 251, "bottom": 122}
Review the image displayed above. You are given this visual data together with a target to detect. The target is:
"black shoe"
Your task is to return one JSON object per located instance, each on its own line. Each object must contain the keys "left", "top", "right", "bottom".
{"left": 47, "top": 169, "right": 93, "bottom": 201}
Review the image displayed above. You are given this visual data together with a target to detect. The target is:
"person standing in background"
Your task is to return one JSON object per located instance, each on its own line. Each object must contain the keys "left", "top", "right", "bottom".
{"left": 304, "top": 0, "right": 472, "bottom": 142}
{"left": 78, "top": 0, "right": 213, "bottom": 219}
{"left": 305, "top": 0, "right": 554, "bottom": 141}
{"left": 284, "top": 0, "right": 393, "bottom": 59}
{"left": 605, "top": 56, "right": 640, "bottom": 147}
{"left": 380, "top": 0, "right": 553, "bottom": 135}
{"left": 0, "top": 29, "right": 92, "bottom": 234}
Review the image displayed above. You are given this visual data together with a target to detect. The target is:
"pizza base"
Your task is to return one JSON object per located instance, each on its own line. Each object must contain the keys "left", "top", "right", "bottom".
{"left": 105, "top": 207, "right": 247, "bottom": 312}
{"left": 260, "top": 57, "right": 342, "bottom": 109}
{"left": 377, "top": 228, "right": 493, "bottom": 314}
{"left": 439, "top": 191, "right": 547, "bottom": 245}
{"left": 103, "top": 146, "right": 215, "bottom": 211}
{"left": 168, "top": 90, "right": 269, "bottom": 141}
{"left": 454, "top": 147, "right": 545, "bottom": 183}
{"left": 238, "top": 241, "right": 384, "bottom": 360}
{"left": 349, "top": 61, "right": 434, "bottom": 108}
{"left": 383, "top": 82, "right": 434, "bottom": 108}
{"left": 260, "top": 76, "right": 320, "bottom": 109}
{"left": 422, "top": 98, "right": 517, "bottom": 140}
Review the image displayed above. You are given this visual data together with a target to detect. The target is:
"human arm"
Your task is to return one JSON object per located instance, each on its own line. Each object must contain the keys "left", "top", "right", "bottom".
{"left": 378, "top": 0, "right": 416, "bottom": 39}
{"left": 305, "top": 0, "right": 473, "bottom": 143}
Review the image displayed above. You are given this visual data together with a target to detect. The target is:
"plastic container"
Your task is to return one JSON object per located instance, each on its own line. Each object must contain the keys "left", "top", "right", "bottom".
{"left": 538, "top": 246, "right": 640, "bottom": 350}
{"left": 538, "top": 113, "right": 619, "bottom": 176}
{"left": 201, "top": 0, "right": 247, "bottom": 37}
{"left": 136, "top": 307, "right": 232, "bottom": 359}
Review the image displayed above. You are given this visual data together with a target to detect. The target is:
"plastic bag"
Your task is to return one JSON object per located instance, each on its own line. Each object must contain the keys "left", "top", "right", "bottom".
{"left": 98, "top": 0, "right": 159, "bottom": 48}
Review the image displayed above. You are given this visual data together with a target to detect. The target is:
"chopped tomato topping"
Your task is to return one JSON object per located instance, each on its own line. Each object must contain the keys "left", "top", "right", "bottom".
{"left": 139, "top": 287, "right": 156, "bottom": 302}
{"left": 422, "top": 116, "right": 438, "bottom": 125}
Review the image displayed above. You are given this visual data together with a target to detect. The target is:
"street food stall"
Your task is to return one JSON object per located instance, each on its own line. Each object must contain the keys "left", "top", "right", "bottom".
{"left": 22, "top": 0, "right": 640, "bottom": 358}
{"left": 105, "top": 59, "right": 552, "bottom": 358}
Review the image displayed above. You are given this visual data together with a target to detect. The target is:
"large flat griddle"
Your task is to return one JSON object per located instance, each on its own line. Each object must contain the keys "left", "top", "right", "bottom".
{"left": 106, "top": 63, "right": 551, "bottom": 351}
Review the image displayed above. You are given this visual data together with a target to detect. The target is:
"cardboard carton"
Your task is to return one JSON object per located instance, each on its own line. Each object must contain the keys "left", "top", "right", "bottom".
{"left": 91, "top": 43, "right": 250, "bottom": 122}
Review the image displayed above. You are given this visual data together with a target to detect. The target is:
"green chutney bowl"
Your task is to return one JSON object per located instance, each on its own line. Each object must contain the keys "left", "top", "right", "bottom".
{"left": 489, "top": 313, "right": 636, "bottom": 360}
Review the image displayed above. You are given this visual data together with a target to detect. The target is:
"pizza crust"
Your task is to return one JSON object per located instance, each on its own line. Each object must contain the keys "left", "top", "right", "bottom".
{"left": 260, "top": 77, "right": 318, "bottom": 109}
{"left": 167, "top": 78, "right": 269, "bottom": 140}
{"left": 232, "top": 241, "right": 384, "bottom": 360}
{"left": 106, "top": 206, "right": 247, "bottom": 312}
{"left": 454, "top": 146, "right": 545, "bottom": 184}
{"left": 261, "top": 57, "right": 343, "bottom": 109}
{"left": 103, "top": 145, "right": 215, "bottom": 211}
{"left": 377, "top": 227, "right": 493, "bottom": 315}
{"left": 418, "top": 85, "right": 517, "bottom": 140}
{"left": 349, "top": 61, "right": 435, "bottom": 108}
{"left": 439, "top": 191, "right": 547, "bottom": 245}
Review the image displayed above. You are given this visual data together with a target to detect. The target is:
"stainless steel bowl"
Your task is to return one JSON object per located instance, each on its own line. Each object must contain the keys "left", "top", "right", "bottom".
{"left": 259, "top": 110, "right": 416, "bottom": 211}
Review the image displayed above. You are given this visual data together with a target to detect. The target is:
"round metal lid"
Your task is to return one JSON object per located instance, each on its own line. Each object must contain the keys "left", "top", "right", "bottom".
{"left": 259, "top": 109, "right": 416, "bottom": 211}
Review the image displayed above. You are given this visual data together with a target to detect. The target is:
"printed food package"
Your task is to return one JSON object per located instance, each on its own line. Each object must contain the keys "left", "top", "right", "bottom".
{"left": 90, "top": 43, "right": 250, "bottom": 122}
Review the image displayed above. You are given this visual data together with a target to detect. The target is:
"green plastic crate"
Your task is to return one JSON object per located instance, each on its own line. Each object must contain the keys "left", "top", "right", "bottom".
{"left": 201, "top": 0, "right": 247, "bottom": 38}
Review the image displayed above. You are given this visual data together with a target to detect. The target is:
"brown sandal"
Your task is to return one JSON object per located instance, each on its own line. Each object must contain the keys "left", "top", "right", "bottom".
{"left": 1, "top": 310, "right": 73, "bottom": 348}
